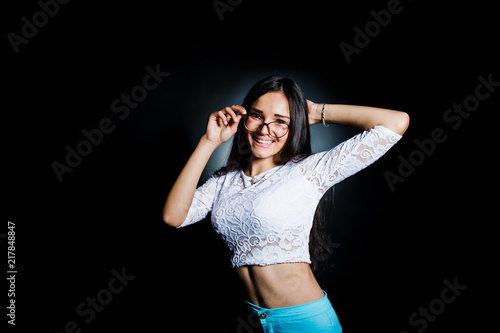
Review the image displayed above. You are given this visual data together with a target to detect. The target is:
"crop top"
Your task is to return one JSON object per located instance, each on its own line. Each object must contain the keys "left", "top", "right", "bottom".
{"left": 177, "top": 126, "right": 402, "bottom": 268}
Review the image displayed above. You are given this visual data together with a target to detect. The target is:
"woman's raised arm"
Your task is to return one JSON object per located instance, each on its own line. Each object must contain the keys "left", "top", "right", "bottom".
{"left": 307, "top": 101, "right": 410, "bottom": 136}
{"left": 162, "top": 105, "right": 246, "bottom": 227}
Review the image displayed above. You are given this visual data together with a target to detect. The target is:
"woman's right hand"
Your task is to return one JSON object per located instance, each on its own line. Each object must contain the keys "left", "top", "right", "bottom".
{"left": 204, "top": 105, "right": 246, "bottom": 146}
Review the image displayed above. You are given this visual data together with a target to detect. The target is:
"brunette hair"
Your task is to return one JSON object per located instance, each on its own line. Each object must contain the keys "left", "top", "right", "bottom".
{"left": 217, "top": 75, "right": 334, "bottom": 272}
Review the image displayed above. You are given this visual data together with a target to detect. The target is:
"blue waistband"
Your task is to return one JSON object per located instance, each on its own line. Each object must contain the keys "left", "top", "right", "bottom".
{"left": 245, "top": 291, "right": 332, "bottom": 320}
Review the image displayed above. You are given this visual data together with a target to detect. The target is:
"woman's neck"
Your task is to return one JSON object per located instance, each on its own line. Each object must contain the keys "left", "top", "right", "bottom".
{"left": 246, "top": 156, "right": 280, "bottom": 177}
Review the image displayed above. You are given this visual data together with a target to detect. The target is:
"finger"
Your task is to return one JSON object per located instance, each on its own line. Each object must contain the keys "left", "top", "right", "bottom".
{"left": 225, "top": 107, "right": 240, "bottom": 123}
{"left": 230, "top": 105, "right": 246, "bottom": 116}
{"left": 209, "top": 111, "right": 219, "bottom": 124}
{"left": 218, "top": 110, "right": 228, "bottom": 125}
{"left": 216, "top": 112, "right": 223, "bottom": 127}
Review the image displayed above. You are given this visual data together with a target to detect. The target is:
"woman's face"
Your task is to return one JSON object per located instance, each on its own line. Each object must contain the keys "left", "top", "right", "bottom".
{"left": 244, "top": 92, "right": 291, "bottom": 162}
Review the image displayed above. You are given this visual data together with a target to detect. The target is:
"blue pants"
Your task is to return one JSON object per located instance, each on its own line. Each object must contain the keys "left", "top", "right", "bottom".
{"left": 245, "top": 291, "right": 342, "bottom": 333}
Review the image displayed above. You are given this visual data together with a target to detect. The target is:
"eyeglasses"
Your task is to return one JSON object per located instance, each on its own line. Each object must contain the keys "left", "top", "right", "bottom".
{"left": 243, "top": 113, "right": 290, "bottom": 139}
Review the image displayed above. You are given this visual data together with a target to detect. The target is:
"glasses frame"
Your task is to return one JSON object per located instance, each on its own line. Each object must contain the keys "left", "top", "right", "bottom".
{"left": 243, "top": 114, "right": 290, "bottom": 139}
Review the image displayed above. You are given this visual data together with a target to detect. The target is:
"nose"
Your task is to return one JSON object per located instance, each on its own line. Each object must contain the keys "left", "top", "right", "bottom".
{"left": 257, "top": 123, "right": 272, "bottom": 137}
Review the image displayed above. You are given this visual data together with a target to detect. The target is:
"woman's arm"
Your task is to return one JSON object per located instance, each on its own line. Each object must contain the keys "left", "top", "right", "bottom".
{"left": 307, "top": 101, "right": 410, "bottom": 136}
{"left": 163, "top": 105, "right": 246, "bottom": 227}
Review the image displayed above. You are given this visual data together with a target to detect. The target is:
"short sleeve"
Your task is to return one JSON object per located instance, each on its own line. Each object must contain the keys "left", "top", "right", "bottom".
{"left": 299, "top": 125, "right": 402, "bottom": 195}
{"left": 176, "top": 175, "right": 219, "bottom": 228}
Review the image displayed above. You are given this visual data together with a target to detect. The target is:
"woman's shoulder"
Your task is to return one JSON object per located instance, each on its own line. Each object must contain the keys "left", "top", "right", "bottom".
{"left": 285, "top": 152, "right": 327, "bottom": 176}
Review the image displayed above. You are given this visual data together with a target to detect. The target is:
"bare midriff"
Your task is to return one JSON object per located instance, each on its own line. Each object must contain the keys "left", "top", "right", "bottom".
{"left": 235, "top": 262, "right": 325, "bottom": 309}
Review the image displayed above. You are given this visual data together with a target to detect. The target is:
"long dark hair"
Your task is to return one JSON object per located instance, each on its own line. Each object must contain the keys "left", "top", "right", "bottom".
{"left": 217, "top": 75, "right": 334, "bottom": 272}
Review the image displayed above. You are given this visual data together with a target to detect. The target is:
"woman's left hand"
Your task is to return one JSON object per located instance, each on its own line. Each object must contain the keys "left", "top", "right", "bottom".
{"left": 307, "top": 100, "right": 321, "bottom": 126}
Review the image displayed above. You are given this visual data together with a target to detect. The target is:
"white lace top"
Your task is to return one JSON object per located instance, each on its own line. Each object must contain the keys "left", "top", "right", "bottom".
{"left": 178, "top": 126, "right": 402, "bottom": 268}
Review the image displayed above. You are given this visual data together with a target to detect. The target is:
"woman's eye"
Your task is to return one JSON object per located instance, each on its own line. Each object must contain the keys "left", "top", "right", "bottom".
{"left": 276, "top": 119, "right": 287, "bottom": 125}
{"left": 250, "top": 113, "right": 262, "bottom": 119}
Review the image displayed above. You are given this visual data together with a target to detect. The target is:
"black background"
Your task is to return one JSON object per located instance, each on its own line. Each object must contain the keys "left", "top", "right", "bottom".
{"left": 4, "top": 0, "right": 498, "bottom": 332}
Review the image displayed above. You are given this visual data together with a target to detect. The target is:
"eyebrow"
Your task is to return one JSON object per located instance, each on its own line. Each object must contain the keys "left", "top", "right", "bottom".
{"left": 250, "top": 107, "right": 290, "bottom": 119}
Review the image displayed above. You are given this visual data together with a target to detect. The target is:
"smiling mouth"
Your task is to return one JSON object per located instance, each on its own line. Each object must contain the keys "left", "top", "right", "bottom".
{"left": 252, "top": 135, "right": 275, "bottom": 147}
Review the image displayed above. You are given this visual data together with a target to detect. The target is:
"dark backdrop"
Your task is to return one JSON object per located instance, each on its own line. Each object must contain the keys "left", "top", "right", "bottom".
{"left": 5, "top": 0, "right": 497, "bottom": 332}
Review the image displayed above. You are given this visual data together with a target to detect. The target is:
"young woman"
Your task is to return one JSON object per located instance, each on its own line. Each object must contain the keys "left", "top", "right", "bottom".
{"left": 163, "top": 76, "right": 409, "bottom": 332}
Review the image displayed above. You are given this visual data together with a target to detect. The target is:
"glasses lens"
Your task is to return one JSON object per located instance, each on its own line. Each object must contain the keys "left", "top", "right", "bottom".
{"left": 244, "top": 115, "right": 261, "bottom": 132}
{"left": 244, "top": 116, "right": 289, "bottom": 138}
{"left": 268, "top": 122, "right": 289, "bottom": 138}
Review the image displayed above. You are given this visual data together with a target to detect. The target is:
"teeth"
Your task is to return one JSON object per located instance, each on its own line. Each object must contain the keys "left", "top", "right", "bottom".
{"left": 255, "top": 137, "right": 273, "bottom": 145}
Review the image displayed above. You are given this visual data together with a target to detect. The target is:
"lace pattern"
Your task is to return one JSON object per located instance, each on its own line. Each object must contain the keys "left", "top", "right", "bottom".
{"left": 178, "top": 126, "right": 402, "bottom": 268}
